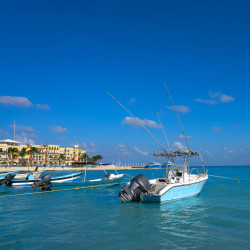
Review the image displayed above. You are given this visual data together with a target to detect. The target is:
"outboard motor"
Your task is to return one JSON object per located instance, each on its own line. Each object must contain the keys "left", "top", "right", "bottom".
{"left": 31, "top": 174, "right": 52, "bottom": 191}
{"left": 0, "top": 174, "right": 15, "bottom": 186}
{"left": 119, "top": 174, "right": 150, "bottom": 203}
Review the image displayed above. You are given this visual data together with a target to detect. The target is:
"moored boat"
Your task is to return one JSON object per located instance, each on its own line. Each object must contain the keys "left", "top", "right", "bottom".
{"left": 145, "top": 161, "right": 162, "bottom": 168}
{"left": 52, "top": 173, "right": 124, "bottom": 188}
{"left": 10, "top": 172, "right": 83, "bottom": 187}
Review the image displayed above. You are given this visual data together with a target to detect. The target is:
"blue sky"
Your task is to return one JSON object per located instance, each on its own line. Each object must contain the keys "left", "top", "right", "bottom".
{"left": 0, "top": 0, "right": 249, "bottom": 165}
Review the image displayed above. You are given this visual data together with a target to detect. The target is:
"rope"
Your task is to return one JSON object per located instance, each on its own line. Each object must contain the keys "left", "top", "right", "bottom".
{"left": 124, "top": 174, "right": 135, "bottom": 179}
{"left": 0, "top": 184, "right": 118, "bottom": 198}
{"left": 208, "top": 174, "right": 250, "bottom": 183}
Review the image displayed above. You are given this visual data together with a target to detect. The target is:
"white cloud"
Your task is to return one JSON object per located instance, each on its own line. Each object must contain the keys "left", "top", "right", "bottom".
{"left": 174, "top": 134, "right": 192, "bottom": 140}
{"left": 16, "top": 134, "right": 35, "bottom": 145}
{"left": 122, "top": 116, "right": 162, "bottom": 128}
{"left": 0, "top": 129, "right": 9, "bottom": 137}
{"left": 204, "top": 150, "right": 211, "bottom": 155}
{"left": 0, "top": 96, "right": 32, "bottom": 107}
{"left": 114, "top": 144, "right": 130, "bottom": 155}
{"left": 208, "top": 91, "right": 220, "bottom": 99}
{"left": 172, "top": 141, "right": 186, "bottom": 150}
{"left": 128, "top": 97, "right": 136, "bottom": 105}
{"left": 166, "top": 105, "right": 191, "bottom": 113}
{"left": 49, "top": 126, "right": 68, "bottom": 133}
{"left": 57, "top": 137, "right": 65, "bottom": 141}
{"left": 72, "top": 142, "right": 96, "bottom": 153}
{"left": 212, "top": 126, "right": 222, "bottom": 132}
{"left": 196, "top": 91, "right": 234, "bottom": 105}
{"left": 134, "top": 146, "right": 148, "bottom": 156}
{"left": 219, "top": 94, "right": 234, "bottom": 103}
{"left": 36, "top": 104, "right": 50, "bottom": 110}
{"left": 195, "top": 98, "right": 217, "bottom": 105}
{"left": 224, "top": 146, "right": 234, "bottom": 154}
{"left": 10, "top": 125, "right": 35, "bottom": 132}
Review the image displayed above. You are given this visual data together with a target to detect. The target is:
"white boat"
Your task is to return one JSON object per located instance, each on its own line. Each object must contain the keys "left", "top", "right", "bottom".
{"left": 119, "top": 150, "right": 208, "bottom": 203}
{"left": 108, "top": 81, "right": 208, "bottom": 203}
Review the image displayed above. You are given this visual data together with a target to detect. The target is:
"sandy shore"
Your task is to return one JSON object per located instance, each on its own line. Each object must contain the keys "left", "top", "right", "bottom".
{"left": 0, "top": 166, "right": 147, "bottom": 173}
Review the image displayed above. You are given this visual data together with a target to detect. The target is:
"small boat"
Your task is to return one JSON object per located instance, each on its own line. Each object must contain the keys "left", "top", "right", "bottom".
{"left": 161, "top": 161, "right": 173, "bottom": 168}
{"left": 52, "top": 173, "right": 125, "bottom": 189}
{"left": 0, "top": 170, "right": 20, "bottom": 186}
{"left": 145, "top": 161, "right": 162, "bottom": 168}
{"left": 10, "top": 172, "right": 83, "bottom": 187}
{"left": 107, "top": 82, "right": 208, "bottom": 204}
{"left": 14, "top": 166, "right": 42, "bottom": 179}
{"left": 120, "top": 150, "right": 208, "bottom": 203}
{"left": 0, "top": 170, "right": 20, "bottom": 180}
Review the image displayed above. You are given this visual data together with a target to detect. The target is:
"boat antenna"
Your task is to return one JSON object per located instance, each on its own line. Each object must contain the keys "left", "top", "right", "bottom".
{"left": 163, "top": 81, "right": 191, "bottom": 152}
{"left": 156, "top": 112, "right": 172, "bottom": 152}
{"left": 106, "top": 91, "right": 167, "bottom": 153}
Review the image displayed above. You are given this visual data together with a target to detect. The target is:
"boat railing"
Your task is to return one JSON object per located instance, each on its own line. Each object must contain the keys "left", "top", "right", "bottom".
{"left": 189, "top": 168, "right": 200, "bottom": 181}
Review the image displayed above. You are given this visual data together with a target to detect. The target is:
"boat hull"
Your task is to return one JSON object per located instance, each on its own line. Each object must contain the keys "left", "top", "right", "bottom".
{"left": 52, "top": 175, "right": 124, "bottom": 189}
{"left": 142, "top": 178, "right": 207, "bottom": 203}
{"left": 11, "top": 173, "right": 83, "bottom": 186}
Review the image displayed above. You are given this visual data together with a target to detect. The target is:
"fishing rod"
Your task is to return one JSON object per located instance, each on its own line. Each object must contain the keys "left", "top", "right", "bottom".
{"left": 106, "top": 91, "right": 167, "bottom": 153}
{"left": 156, "top": 112, "right": 172, "bottom": 152}
{"left": 163, "top": 80, "right": 191, "bottom": 152}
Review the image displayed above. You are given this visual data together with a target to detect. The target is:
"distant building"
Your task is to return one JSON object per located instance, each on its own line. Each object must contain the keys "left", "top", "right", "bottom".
{"left": 0, "top": 139, "right": 86, "bottom": 166}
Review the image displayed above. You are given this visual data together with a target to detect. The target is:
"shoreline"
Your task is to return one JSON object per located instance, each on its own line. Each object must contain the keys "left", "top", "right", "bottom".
{"left": 0, "top": 166, "right": 148, "bottom": 173}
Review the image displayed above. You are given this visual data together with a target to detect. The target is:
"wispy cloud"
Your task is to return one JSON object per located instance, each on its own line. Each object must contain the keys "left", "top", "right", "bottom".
{"left": 174, "top": 134, "right": 192, "bottom": 140}
{"left": 195, "top": 99, "right": 217, "bottom": 105}
{"left": 0, "top": 129, "right": 9, "bottom": 137}
{"left": 0, "top": 96, "right": 32, "bottom": 107}
{"left": 212, "top": 126, "right": 222, "bottom": 132}
{"left": 172, "top": 141, "right": 186, "bottom": 150}
{"left": 16, "top": 132, "right": 35, "bottom": 145}
{"left": 128, "top": 97, "right": 136, "bottom": 105}
{"left": 224, "top": 146, "right": 234, "bottom": 154}
{"left": 57, "top": 137, "right": 65, "bottom": 141}
{"left": 196, "top": 91, "right": 234, "bottom": 105}
{"left": 219, "top": 94, "right": 234, "bottom": 103}
{"left": 36, "top": 104, "right": 50, "bottom": 110}
{"left": 166, "top": 105, "right": 191, "bottom": 113}
{"left": 114, "top": 144, "right": 130, "bottom": 155}
{"left": 71, "top": 142, "right": 96, "bottom": 153}
{"left": 10, "top": 125, "right": 35, "bottom": 132}
{"left": 49, "top": 126, "right": 68, "bottom": 133}
{"left": 122, "top": 116, "right": 162, "bottom": 128}
{"left": 134, "top": 146, "right": 148, "bottom": 156}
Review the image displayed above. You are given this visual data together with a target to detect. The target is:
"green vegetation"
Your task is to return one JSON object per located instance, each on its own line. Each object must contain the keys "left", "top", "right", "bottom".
{"left": 8, "top": 147, "right": 18, "bottom": 165}
{"left": 80, "top": 153, "right": 103, "bottom": 163}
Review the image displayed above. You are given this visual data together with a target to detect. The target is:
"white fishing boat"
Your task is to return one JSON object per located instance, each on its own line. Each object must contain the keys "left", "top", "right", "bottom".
{"left": 108, "top": 81, "right": 208, "bottom": 203}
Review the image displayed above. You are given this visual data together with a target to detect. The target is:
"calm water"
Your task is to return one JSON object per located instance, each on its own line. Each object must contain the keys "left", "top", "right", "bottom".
{"left": 0, "top": 166, "right": 249, "bottom": 249}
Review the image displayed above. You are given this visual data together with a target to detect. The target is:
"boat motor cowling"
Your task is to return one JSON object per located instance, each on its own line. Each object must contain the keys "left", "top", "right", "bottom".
{"left": 31, "top": 174, "right": 52, "bottom": 191}
{"left": 119, "top": 174, "right": 150, "bottom": 203}
{"left": 0, "top": 174, "right": 15, "bottom": 186}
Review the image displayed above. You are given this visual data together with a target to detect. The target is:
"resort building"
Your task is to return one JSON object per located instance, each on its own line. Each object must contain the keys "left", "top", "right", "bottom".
{"left": 0, "top": 139, "right": 86, "bottom": 166}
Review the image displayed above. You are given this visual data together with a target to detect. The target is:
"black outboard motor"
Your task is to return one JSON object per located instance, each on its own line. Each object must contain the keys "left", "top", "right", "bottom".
{"left": 31, "top": 174, "right": 52, "bottom": 191}
{"left": 0, "top": 174, "right": 15, "bottom": 186}
{"left": 119, "top": 174, "right": 150, "bottom": 203}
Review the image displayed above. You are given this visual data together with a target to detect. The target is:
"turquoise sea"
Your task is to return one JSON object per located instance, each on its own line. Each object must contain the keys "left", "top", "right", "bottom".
{"left": 0, "top": 166, "right": 249, "bottom": 249}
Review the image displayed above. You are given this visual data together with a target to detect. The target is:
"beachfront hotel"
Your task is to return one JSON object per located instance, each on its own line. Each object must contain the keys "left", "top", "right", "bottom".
{"left": 0, "top": 139, "right": 86, "bottom": 166}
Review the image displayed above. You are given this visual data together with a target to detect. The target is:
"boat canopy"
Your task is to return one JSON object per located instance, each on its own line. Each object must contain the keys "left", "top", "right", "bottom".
{"left": 154, "top": 149, "right": 200, "bottom": 158}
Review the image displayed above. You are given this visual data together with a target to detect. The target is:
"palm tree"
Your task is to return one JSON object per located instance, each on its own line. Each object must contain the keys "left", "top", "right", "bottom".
{"left": 19, "top": 148, "right": 27, "bottom": 166}
{"left": 59, "top": 153, "right": 66, "bottom": 166}
{"left": 43, "top": 145, "right": 48, "bottom": 166}
{"left": 8, "top": 147, "right": 18, "bottom": 165}
{"left": 80, "top": 153, "right": 89, "bottom": 162}
{"left": 92, "top": 155, "right": 103, "bottom": 163}
{"left": 27, "top": 147, "right": 40, "bottom": 165}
